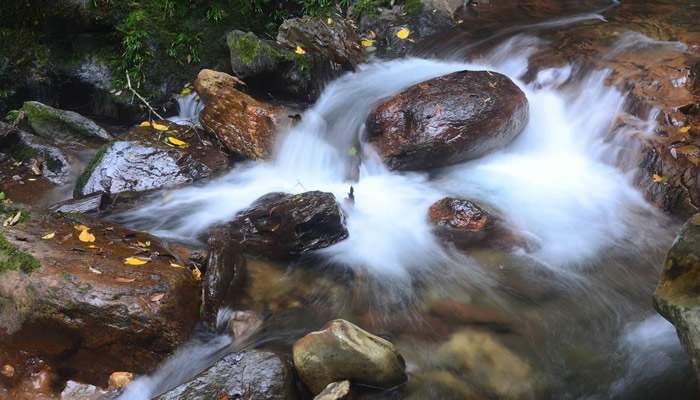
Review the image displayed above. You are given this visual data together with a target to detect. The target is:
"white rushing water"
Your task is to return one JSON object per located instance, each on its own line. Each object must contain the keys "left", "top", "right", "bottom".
{"left": 122, "top": 35, "right": 651, "bottom": 277}
{"left": 167, "top": 92, "right": 204, "bottom": 126}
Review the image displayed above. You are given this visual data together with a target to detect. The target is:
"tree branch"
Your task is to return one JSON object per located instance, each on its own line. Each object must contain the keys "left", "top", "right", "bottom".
{"left": 126, "top": 71, "right": 165, "bottom": 121}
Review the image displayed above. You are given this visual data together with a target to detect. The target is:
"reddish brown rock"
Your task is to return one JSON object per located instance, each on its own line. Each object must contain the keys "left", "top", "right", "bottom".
{"left": 366, "top": 70, "right": 529, "bottom": 170}
{"left": 0, "top": 205, "right": 199, "bottom": 387}
{"left": 428, "top": 197, "right": 498, "bottom": 248}
{"left": 193, "top": 69, "right": 246, "bottom": 104}
{"left": 200, "top": 89, "right": 276, "bottom": 161}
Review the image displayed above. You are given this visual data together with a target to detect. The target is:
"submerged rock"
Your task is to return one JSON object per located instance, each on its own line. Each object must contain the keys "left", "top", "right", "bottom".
{"left": 314, "top": 380, "right": 352, "bottom": 400}
{"left": 439, "top": 329, "right": 534, "bottom": 399}
{"left": 0, "top": 122, "right": 75, "bottom": 185}
{"left": 277, "top": 16, "right": 364, "bottom": 69}
{"left": 199, "top": 89, "right": 276, "bottom": 160}
{"left": 366, "top": 70, "right": 529, "bottom": 170}
{"left": 193, "top": 69, "right": 246, "bottom": 104}
{"left": 654, "top": 213, "right": 700, "bottom": 381}
{"left": 229, "top": 191, "right": 349, "bottom": 261}
{"left": 0, "top": 205, "right": 199, "bottom": 386}
{"left": 158, "top": 350, "right": 296, "bottom": 400}
{"left": 293, "top": 319, "right": 407, "bottom": 394}
{"left": 428, "top": 197, "right": 499, "bottom": 248}
{"left": 20, "top": 101, "right": 112, "bottom": 143}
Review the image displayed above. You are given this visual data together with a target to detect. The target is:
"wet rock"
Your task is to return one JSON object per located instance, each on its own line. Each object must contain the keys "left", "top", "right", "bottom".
{"left": 229, "top": 191, "right": 349, "bottom": 261}
{"left": 49, "top": 191, "right": 108, "bottom": 215}
{"left": 60, "top": 381, "right": 107, "bottom": 400}
{"left": 158, "top": 350, "right": 296, "bottom": 400}
{"left": 293, "top": 319, "right": 407, "bottom": 394}
{"left": 654, "top": 213, "right": 700, "bottom": 381}
{"left": 366, "top": 70, "right": 529, "bottom": 170}
{"left": 19, "top": 101, "right": 112, "bottom": 143}
{"left": 277, "top": 16, "right": 365, "bottom": 69}
{"left": 199, "top": 89, "right": 276, "bottom": 160}
{"left": 204, "top": 230, "right": 248, "bottom": 322}
{"left": 429, "top": 299, "right": 511, "bottom": 331}
{"left": 108, "top": 371, "right": 133, "bottom": 391}
{"left": 230, "top": 310, "right": 263, "bottom": 342}
{"left": 0, "top": 122, "right": 75, "bottom": 185}
{"left": 0, "top": 356, "right": 57, "bottom": 399}
{"left": 407, "top": 370, "right": 485, "bottom": 400}
{"left": 439, "top": 329, "right": 534, "bottom": 399}
{"left": 314, "top": 380, "right": 352, "bottom": 400}
{"left": 193, "top": 69, "right": 246, "bottom": 104}
{"left": 227, "top": 30, "right": 344, "bottom": 100}
{"left": 73, "top": 135, "right": 228, "bottom": 198}
{"left": 428, "top": 197, "right": 499, "bottom": 248}
{"left": 0, "top": 205, "right": 199, "bottom": 386}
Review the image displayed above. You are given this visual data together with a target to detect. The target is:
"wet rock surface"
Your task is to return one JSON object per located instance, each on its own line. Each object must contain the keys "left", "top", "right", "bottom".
{"left": 228, "top": 191, "right": 348, "bottom": 261}
{"left": 19, "top": 101, "right": 112, "bottom": 143}
{"left": 428, "top": 197, "right": 499, "bottom": 248}
{"left": 158, "top": 350, "right": 296, "bottom": 400}
{"left": 0, "top": 205, "right": 199, "bottom": 386}
{"left": 203, "top": 229, "right": 248, "bottom": 322}
{"left": 49, "top": 192, "right": 108, "bottom": 215}
{"left": 277, "top": 16, "right": 365, "bottom": 69}
{"left": 314, "top": 380, "right": 352, "bottom": 400}
{"left": 193, "top": 69, "right": 246, "bottom": 104}
{"left": 366, "top": 70, "right": 529, "bottom": 170}
{"left": 74, "top": 123, "right": 229, "bottom": 198}
{"left": 654, "top": 213, "right": 700, "bottom": 381}
{"left": 293, "top": 319, "right": 407, "bottom": 394}
{"left": 199, "top": 89, "right": 276, "bottom": 161}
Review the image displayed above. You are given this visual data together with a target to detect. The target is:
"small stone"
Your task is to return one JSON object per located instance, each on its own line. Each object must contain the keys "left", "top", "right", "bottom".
{"left": 108, "top": 371, "right": 133, "bottom": 391}
{"left": 231, "top": 310, "right": 263, "bottom": 342}
{"left": 314, "top": 380, "right": 352, "bottom": 400}
{"left": 1, "top": 364, "right": 15, "bottom": 377}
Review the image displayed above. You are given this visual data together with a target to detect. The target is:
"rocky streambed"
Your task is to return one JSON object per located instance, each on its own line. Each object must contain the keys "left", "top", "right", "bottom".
{"left": 1, "top": 1, "right": 700, "bottom": 399}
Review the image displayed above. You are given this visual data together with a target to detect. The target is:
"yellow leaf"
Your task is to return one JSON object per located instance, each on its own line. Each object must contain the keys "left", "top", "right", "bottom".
{"left": 181, "top": 87, "right": 192, "bottom": 95}
{"left": 192, "top": 266, "right": 202, "bottom": 281}
{"left": 370, "top": 30, "right": 376, "bottom": 39}
{"left": 295, "top": 46, "right": 306, "bottom": 55}
{"left": 327, "top": 17, "right": 333, "bottom": 24}
{"left": 397, "top": 28, "right": 410, "bottom": 39}
{"left": 152, "top": 123, "right": 168, "bottom": 131}
{"left": 41, "top": 232, "right": 55, "bottom": 240}
{"left": 88, "top": 245, "right": 97, "bottom": 248}
{"left": 361, "top": 39, "right": 374, "bottom": 47}
{"left": 652, "top": 174, "right": 663, "bottom": 183}
{"left": 74, "top": 225, "right": 90, "bottom": 231}
{"left": 27, "top": 178, "right": 37, "bottom": 182}
{"left": 167, "top": 137, "right": 187, "bottom": 146}
{"left": 139, "top": 121, "right": 151, "bottom": 127}
{"left": 125, "top": 257, "right": 148, "bottom": 265}
{"left": 680, "top": 126, "right": 691, "bottom": 133}
{"left": 170, "top": 263, "right": 186, "bottom": 269}
{"left": 79, "top": 229, "right": 96, "bottom": 243}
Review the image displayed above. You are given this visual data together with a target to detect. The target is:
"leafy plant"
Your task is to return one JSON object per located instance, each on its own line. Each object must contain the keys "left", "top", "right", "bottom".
{"left": 4, "top": 110, "right": 19, "bottom": 122}
{"left": 207, "top": 4, "right": 229, "bottom": 22}
{"left": 167, "top": 33, "right": 202, "bottom": 64}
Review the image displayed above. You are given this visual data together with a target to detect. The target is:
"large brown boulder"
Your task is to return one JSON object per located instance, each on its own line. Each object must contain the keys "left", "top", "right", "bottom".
{"left": 228, "top": 191, "right": 349, "bottom": 261}
{"left": 193, "top": 69, "right": 246, "bottom": 104}
{"left": 277, "top": 16, "right": 364, "bottom": 69}
{"left": 366, "top": 70, "right": 529, "bottom": 170}
{"left": 199, "top": 89, "right": 276, "bottom": 161}
{"left": 0, "top": 205, "right": 199, "bottom": 387}
{"left": 293, "top": 319, "right": 407, "bottom": 394}
{"left": 653, "top": 213, "right": 700, "bottom": 381}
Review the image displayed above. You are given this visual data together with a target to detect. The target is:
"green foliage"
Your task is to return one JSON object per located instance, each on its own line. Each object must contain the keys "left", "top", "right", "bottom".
{"left": 207, "top": 4, "right": 229, "bottom": 22}
{"left": 167, "top": 33, "right": 203, "bottom": 65}
{"left": 228, "top": 33, "right": 262, "bottom": 66}
{"left": 5, "top": 110, "right": 19, "bottom": 122}
{"left": 402, "top": 0, "right": 424, "bottom": 19}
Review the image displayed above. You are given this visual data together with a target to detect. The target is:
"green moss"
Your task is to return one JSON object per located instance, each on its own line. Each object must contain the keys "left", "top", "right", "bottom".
{"left": 228, "top": 33, "right": 261, "bottom": 66}
{"left": 0, "top": 230, "right": 40, "bottom": 275}
{"left": 74, "top": 143, "right": 110, "bottom": 198}
{"left": 11, "top": 144, "right": 62, "bottom": 173}
{"left": 403, "top": 0, "right": 424, "bottom": 19}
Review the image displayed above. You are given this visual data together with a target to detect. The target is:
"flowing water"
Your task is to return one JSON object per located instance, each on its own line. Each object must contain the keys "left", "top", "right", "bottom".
{"left": 117, "top": 8, "right": 698, "bottom": 400}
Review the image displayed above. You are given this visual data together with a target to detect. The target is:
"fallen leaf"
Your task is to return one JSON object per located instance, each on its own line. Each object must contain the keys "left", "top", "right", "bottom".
{"left": 361, "top": 39, "right": 374, "bottom": 47}
{"left": 88, "top": 245, "right": 97, "bottom": 248}
{"left": 295, "top": 46, "right": 306, "bottom": 55}
{"left": 680, "top": 126, "right": 691, "bottom": 133}
{"left": 456, "top": 20, "right": 463, "bottom": 24}
{"left": 396, "top": 28, "right": 410, "bottom": 39}
{"left": 79, "top": 229, "right": 96, "bottom": 243}
{"left": 192, "top": 266, "right": 202, "bottom": 281}
{"left": 484, "top": 97, "right": 492, "bottom": 103}
{"left": 145, "top": 241, "right": 151, "bottom": 247}
{"left": 652, "top": 173, "right": 664, "bottom": 183}
{"left": 170, "top": 263, "right": 186, "bottom": 269}
{"left": 3, "top": 211, "right": 22, "bottom": 227}
{"left": 292, "top": 194, "right": 301, "bottom": 201}
{"left": 115, "top": 277, "right": 135, "bottom": 283}
{"left": 41, "top": 232, "right": 55, "bottom": 240}
{"left": 89, "top": 267, "right": 102, "bottom": 274}
{"left": 151, "top": 293, "right": 165, "bottom": 302}
{"left": 74, "top": 225, "right": 90, "bottom": 231}
{"left": 167, "top": 137, "right": 187, "bottom": 146}
{"left": 181, "top": 87, "right": 192, "bottom": 95}
{"left": 370, "top": 30, "right": 376, "bottom": 39}
{"left": 115, "top": 90, "right": 122, "bottom": 96}
{"left": 139, "top": 121, "right": 151, "bottom": 127}
{"left": 488, "top": 81, "right": 497, "bottom": 88}
{"left": 30, "top": 159, "right": 41, "bottom": 175}
{"left": 27, "top": 178, "right": 37, "bottom": 182}
{"left": 486, "top": 70, "right": 494, "bottom": 76}
{"left": 670, "top": 147, "right": 678, "bottom": 159}
{"left": 327, "top": 17, "right": 332, "bottom": 24}
{"left": 125, "top": 257, "right": 148, "bottom": 265}
{"left": 152, "top": 123, "right": 168, "bottom": 131}
{"left": 62, "top": 233, "right": 73, "bottom": 241}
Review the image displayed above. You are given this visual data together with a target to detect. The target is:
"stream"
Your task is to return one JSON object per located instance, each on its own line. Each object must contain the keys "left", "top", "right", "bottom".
{"left": 115, "top": 3, "right": 698, "bottom": 400}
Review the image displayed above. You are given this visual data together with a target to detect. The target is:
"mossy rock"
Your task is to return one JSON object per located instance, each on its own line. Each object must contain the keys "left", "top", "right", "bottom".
{"left": 22, "top": 101, "right": 112, "bottom": 143}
